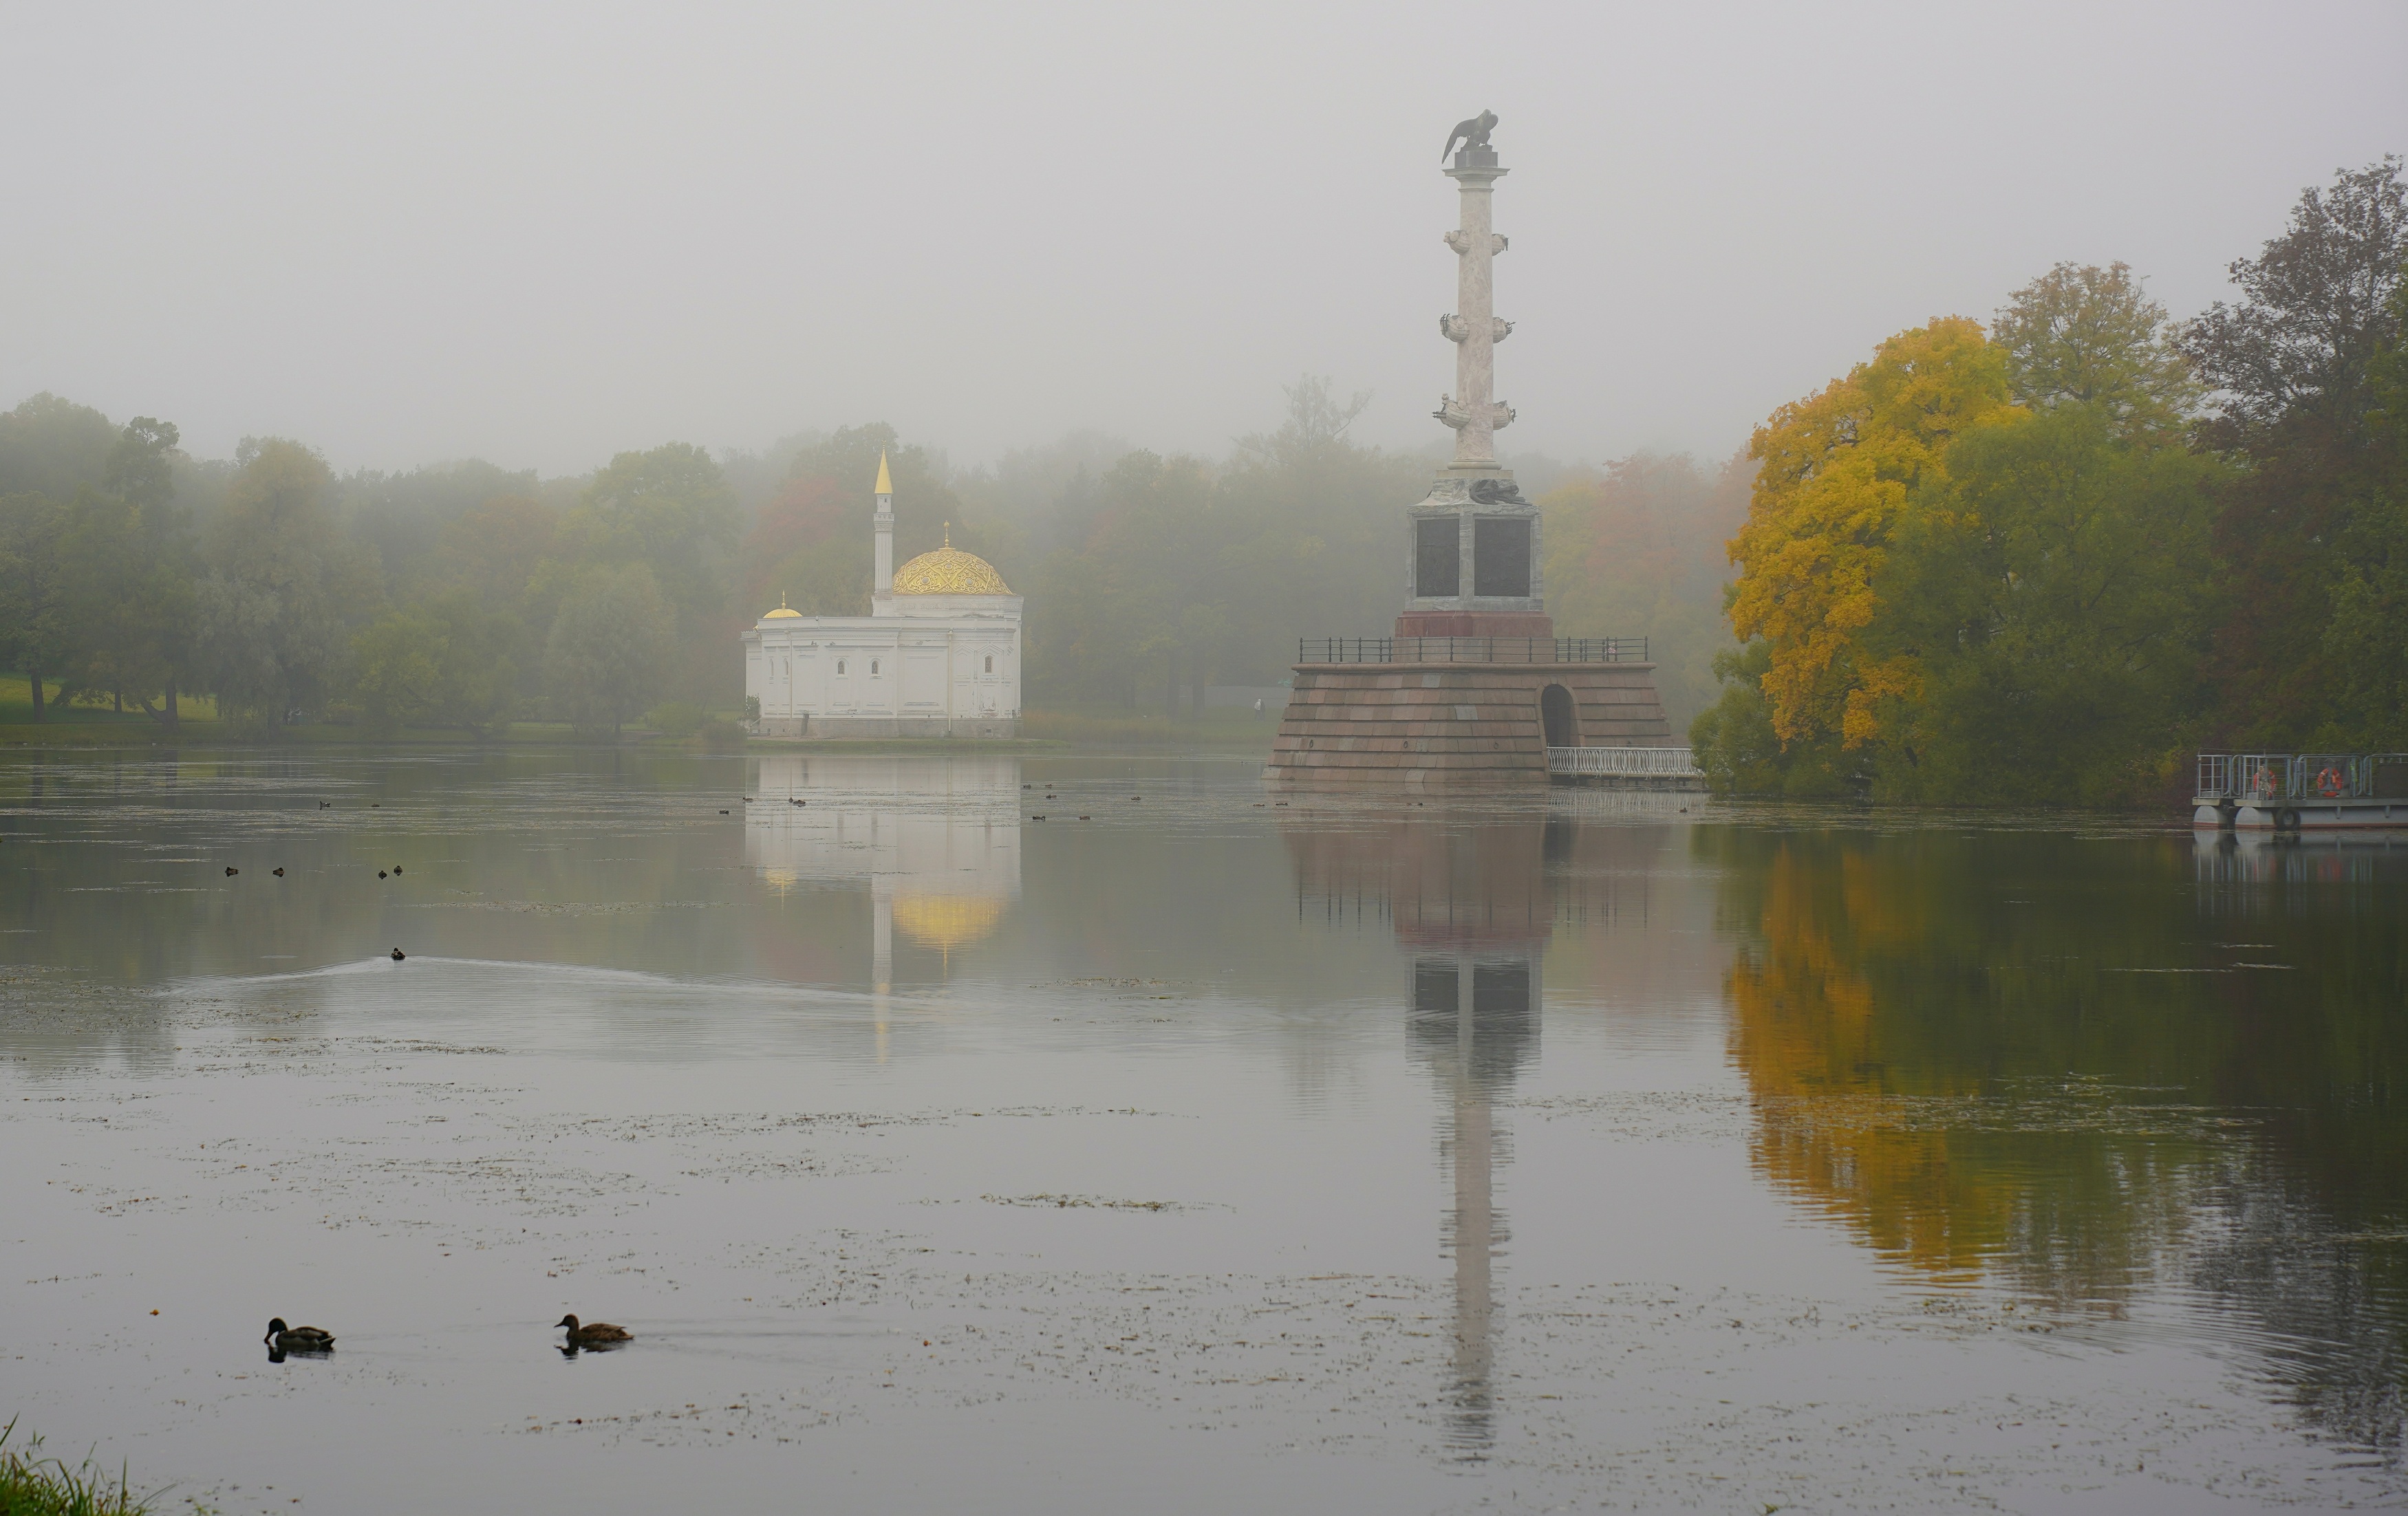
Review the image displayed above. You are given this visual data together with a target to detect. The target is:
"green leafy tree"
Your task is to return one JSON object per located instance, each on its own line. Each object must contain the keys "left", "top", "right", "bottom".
{"left": 1878, "top": 404, "right": 2225, "bottom": 802}
{"left": 0, "top": 393, "right": 117, "bottom": 499}
{"left": 544, "top": 442, "right": 739, "bottom": 706}
{"left": 2320, "top": 278, "right": 2408, "bottom": 747}
{"left": 1690, "top": 641, "right": 1852, "bottom": 796}
{"left": 341, "top": 459, "right": 538, "bottom": 597}
{"left": 2178, "top": 156, "right": 2408, "bottom": 743}
{"left": 1704, "top": 269, "right": 2220, "bottom": 801}
{"left": 1023, "top": 448, "right": 1219, "bottom": 708}
{"left": 350, "top": 592, "right": 523, "bottom": 738}
{"left": 0, "top": 491, "right": 72, "bottom": 719}
{"left": 1212, "top": 376, "right": 1423, "bottom": 693}
{"left": 193, "top": 438, "right": 376, "bottom": 730}
{"left": 0, "top": 394, "right": 136, "bottom": 719}
{"left": 554, "top": 442, "right": 738, "bottom": 631}
{"left": 1992, "top": 262, "right": 2200, "bottom": 435}
{"left": 437, "top": 492, "right": 557, "bottom": 609}
{"left": 72, "top": 418, "right": 197, "bottom": 724}
{"left": 544, "top": 562, "right": 673, "bottom": 739}
{"left": 1018, "top": 378, "right": 1422, "bottom": 710}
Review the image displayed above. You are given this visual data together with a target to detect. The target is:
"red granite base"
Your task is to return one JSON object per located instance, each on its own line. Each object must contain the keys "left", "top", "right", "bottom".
{"left": 1263, "top": 660, "right": 1675, "bottom": 788}
{"left": 1392, "top": 611, "right": 1556, "bottom": 638}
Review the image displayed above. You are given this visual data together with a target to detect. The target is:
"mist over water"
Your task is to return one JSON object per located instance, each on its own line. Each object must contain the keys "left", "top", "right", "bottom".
{"left": 6, "top": 7, "right": 2408, "bottom": 1509}
{"left": 6, "top": 748, "right": 2407, "bottom": 1511}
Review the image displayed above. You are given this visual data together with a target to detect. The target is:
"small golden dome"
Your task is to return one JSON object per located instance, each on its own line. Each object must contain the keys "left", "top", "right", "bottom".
{"left": 892, "top": 525, "right": 1009, "bottom": 596}
{"left": 762, "top": 594, "right": 802, "bottom": 620}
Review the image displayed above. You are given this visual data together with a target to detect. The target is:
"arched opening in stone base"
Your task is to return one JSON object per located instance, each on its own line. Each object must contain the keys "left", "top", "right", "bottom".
{"left": 1540, "top": 684, "right": 1576, "bottom": 748}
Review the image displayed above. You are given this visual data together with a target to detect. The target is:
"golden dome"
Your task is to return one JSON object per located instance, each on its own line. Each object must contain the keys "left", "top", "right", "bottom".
{"left": 892, "top": 524, "right": 1009, "bottom": 596}
{"left": 892, "top": 893, "right": 1007, "bottom": 951}
{"left": 762, "top": 594, "right": 802, "bottom": 620}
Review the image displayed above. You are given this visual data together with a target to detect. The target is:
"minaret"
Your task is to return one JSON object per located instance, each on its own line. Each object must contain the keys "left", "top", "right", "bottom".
{"left": 871, "top": 451, "right": 896, "bottom": 617}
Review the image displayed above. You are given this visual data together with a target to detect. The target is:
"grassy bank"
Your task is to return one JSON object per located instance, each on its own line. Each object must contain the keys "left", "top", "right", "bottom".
{"left": 0, "top": 1420, "right": 151, "bottom": 1515}
{"left": 0, "top": 675, "right": 214, "bottom": 730}
{"left": 0, "top": 675, "right": 1274, "bottom": 755}
{"left": 0, "top": 720, "right": 1075, "bottom": 754}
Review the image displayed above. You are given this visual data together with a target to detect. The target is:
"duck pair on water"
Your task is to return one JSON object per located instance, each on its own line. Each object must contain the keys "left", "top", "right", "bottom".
{"left": 262, "top": 1314, "right": 630, "bottom": 1355}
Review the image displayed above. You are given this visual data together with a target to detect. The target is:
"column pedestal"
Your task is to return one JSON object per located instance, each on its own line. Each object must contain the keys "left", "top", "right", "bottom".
{"left": 1265, "top": 659, "right": 1673, "bottom": 789}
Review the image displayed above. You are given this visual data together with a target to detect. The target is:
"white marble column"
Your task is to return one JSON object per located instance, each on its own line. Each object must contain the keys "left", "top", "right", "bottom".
{"left": 1439, "top": 153, "right": 1514, "bottom": 469}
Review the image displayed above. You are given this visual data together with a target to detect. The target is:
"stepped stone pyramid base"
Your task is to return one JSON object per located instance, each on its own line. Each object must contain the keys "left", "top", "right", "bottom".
{"left": 1263, "top": 659, "right": 1673, "bottom": 789}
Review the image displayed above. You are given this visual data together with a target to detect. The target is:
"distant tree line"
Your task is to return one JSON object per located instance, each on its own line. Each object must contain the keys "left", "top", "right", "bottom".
{"left": 19, "top": 162, "right": 2390, "bottom": 774}
{"left": 0, "top": 370, "right": 1743, "bottom": 737}
{"left": 1695, "top": 156, "right": 2408, "bottom": 801}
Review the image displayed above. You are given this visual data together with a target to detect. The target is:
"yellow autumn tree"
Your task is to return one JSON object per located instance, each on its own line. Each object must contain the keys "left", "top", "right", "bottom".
{"left": 1727, "top": 318, "right": 2016, "bottom": 749}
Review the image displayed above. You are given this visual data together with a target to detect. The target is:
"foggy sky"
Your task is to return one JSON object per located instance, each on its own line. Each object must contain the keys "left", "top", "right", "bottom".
{"left": 5, "top": 1, "right": 2405, "bottom": 478}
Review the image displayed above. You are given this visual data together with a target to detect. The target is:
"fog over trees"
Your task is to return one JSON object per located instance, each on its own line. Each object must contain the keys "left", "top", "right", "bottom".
{"left": 0, "top": 370, "right": 1739, "bottom": 738}
{"left": 1, "top": 158, "right": 2402, "bottom": 801}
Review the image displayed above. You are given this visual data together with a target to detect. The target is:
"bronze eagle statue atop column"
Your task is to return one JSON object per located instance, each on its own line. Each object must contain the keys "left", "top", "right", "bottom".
{"left": 1442, "top": 110, "right": 1498, "bottom": 161}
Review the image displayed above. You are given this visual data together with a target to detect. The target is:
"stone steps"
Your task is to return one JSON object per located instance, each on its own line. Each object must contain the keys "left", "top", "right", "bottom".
{"left": 1265, "top": 662, "right": 1675, "bottom": 788}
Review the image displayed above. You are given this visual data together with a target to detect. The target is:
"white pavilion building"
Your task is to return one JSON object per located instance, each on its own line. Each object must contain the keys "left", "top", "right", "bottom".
{"left": 743, "top": 454, "right": 1022, "bottom": 738}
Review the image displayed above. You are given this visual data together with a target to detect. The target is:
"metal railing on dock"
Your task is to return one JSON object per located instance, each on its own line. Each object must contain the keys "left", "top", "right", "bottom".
{"left": 1298, "top": 636, "right": 1648, "bottom": 664}
{"left": 2197, "top": 752, "right": 2408, "bottom": 802}
{"left": 1549, "top": 746, "right": 1703, "bottom": 779}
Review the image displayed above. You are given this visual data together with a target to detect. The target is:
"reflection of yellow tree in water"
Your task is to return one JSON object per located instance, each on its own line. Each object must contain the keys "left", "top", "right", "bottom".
{"left": 1723, "top": 838, "right": 2213, "bottom": 1301}
{"left": 1730, "top": 847, "right": 2006, "bottom": 1279}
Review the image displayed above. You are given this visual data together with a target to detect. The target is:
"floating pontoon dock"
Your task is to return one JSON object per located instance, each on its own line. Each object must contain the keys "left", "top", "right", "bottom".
{"left": 2193, "top": 752, "right": 2408, "bottom": 830}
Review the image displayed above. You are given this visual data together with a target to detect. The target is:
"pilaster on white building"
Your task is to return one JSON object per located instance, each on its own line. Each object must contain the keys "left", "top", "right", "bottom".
{"left": 742, "top": 453, "right": 1023, "bottom": 738}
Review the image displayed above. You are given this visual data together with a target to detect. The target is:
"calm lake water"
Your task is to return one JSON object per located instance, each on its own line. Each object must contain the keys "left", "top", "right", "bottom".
{"left": 3, "top": 747, "right": 2406, "bottom": 1513}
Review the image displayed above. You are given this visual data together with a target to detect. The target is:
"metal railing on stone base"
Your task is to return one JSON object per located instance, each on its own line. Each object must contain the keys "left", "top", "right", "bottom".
{"left": 1298, "top": 636, "right": 1648, "bottom": 664}
{"left": 1548, "top": 746, "right": 1703, "bottom": 778}
{"left": 2196, "top": 752, "right": 2408, "bottom": 803}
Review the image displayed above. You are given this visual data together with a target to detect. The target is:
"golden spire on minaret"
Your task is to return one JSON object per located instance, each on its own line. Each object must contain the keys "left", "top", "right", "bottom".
{"left": 874, "top": 451, "right": 893, "bottom": 497}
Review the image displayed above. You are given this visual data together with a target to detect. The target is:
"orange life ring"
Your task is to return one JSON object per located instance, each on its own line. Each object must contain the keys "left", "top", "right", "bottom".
{"left": 2316, "top": 766, "right": 2344, "bottom": 797}
{"left": 2252, "top": 766, "right": 2277, "bottom": 799}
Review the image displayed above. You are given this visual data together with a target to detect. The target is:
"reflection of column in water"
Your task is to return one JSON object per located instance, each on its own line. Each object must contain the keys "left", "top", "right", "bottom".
{"left": 1414, "top": 955, "right": 1536, "bottom": 1456}
{"left": 1281, "top": 801, "right": 1559, "bottom": 1455}
{"left": 1451, "top": 960, "right": 1495, "bottom": 1453}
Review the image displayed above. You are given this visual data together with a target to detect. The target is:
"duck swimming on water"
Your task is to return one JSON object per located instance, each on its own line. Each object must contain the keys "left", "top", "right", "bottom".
{"left": 264, "top": 1317, "right": 334, "bottom": 1352}
{"left": 557, "top": 1314, "right": 631, "bottom": 1347}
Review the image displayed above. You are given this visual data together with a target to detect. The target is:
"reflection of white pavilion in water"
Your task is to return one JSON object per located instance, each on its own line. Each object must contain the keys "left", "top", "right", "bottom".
{"left": 744, "top": 753, "right": 1020, "bottom": 992}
